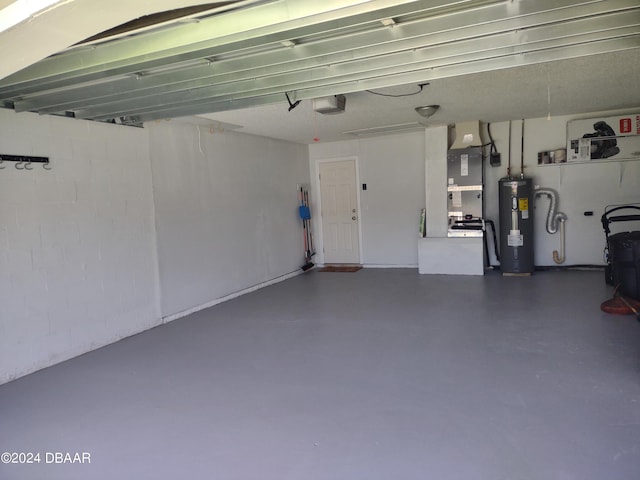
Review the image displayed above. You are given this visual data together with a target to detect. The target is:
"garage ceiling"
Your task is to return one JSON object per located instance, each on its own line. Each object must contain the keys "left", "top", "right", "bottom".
{"left": 1, "top": 0, "right": 639, "bottom": 143}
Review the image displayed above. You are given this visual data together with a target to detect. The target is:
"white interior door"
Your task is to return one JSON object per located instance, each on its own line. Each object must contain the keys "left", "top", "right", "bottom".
{"left": 319, "top": 159, "right": 360, "bottom": 264}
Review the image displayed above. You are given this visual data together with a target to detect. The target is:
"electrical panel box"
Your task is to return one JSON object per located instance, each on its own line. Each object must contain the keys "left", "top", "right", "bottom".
{"left": 447, "top": 147, "right": 483, "bottom": 237}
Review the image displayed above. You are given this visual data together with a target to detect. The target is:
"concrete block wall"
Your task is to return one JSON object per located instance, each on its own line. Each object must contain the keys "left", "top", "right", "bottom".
{"left": 147, "top": 121, "right": 310, "bottom": 318}
{"left": 0, "top": 112, "right": 311, "bottom": 384}
{"left": 0, "top": 110, "right": 160, "bottom": 384}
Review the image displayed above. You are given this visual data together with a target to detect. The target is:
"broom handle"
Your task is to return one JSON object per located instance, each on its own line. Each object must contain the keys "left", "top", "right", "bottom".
{"left": 618, "top": 295, "right": 640, "bottom": 321}
{"left": 303, "top": 189, "right": 313, "bottom": 253}
{"left": 303, "top": 220, "right": 308, "bottom": 254}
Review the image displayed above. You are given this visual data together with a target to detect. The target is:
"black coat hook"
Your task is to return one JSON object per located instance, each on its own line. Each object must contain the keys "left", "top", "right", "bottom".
{"left": 1, "top": 153, "right": 51, "bottom": 170}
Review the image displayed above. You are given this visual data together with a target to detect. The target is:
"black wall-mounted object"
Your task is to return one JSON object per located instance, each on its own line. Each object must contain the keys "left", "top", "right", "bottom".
{"left": 0, "top": 153, "right": 51, "bottom": 169}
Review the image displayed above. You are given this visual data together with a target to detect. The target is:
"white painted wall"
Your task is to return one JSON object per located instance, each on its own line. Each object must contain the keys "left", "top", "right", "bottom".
{"left": 1, "top": 113, "right": 311, "bottom": 384}
{"left": 147, "top": 121, "right": 310, "bottom": 318}
{"left": 0, "top": 110, "right": 160, "bottom": 384}
{"left": 483, "top": 112, "right": 640, "bottom": 266}
{"left": 309, "top": 131, "right": 425, "bottom": 267}
{"left": 424, "top": 125, "right": 449, "bottom": 238}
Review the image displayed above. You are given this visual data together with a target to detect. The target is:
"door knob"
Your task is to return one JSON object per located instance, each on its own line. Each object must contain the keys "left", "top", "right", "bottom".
{"left": 352, "top": 209, "right": 356, "bottom": 213}
{"left": 352, "top": 216, "right": 357, "bottom": 221}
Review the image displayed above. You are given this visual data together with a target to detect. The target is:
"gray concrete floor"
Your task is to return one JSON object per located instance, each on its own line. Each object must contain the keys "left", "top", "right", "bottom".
{"left": 1, "top": 269, "right": 640, "bottom": 480}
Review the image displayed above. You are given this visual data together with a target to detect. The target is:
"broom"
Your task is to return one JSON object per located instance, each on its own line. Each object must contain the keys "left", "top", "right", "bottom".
{"left": 299, "top": 187, "right": 314, "bottom": 271}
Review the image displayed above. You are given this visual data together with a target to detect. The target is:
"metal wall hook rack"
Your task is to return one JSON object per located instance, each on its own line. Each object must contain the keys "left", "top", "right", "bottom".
{"left": 0, "top": 154, "right": 51, "bottom": 170}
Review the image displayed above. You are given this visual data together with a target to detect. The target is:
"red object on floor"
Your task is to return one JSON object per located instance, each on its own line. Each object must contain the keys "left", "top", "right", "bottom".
{"left": 601, "top": 295, "right": 640, "bottom": 315}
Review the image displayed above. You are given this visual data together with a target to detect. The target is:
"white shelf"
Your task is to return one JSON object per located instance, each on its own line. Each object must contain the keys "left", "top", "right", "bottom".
{"left": 537, "top": 156, "right": 640, "bottom": 167}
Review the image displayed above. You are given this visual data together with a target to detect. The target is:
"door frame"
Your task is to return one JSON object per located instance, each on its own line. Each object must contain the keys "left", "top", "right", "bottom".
{"left": 311, "top": 156, "right": 363, "bottom": 266}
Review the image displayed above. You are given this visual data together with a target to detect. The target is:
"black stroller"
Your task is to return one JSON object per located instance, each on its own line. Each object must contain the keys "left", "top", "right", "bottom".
{"left": 601, "top": 204, "right": 640, "bottom": 299}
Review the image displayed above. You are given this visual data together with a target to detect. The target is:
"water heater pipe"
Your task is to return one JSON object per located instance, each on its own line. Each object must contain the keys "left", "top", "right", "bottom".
{"left": 507, "top": 120, "right": 512, "bottom": 178}
{"left": 520, "top": 119, "right": 525, "bottom": 179}
{"left": 553, "top": 216, "right": 567, "bottom": 264}
{"left": 535, "top": 188, "right": 567, "bottom": 263}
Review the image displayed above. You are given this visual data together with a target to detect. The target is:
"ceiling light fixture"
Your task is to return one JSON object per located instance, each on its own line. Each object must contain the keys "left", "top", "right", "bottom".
{"left": 415, "top": 105, "right": 439, "bottom": 119}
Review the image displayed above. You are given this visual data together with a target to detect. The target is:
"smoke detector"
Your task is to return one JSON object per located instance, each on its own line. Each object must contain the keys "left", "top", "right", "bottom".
{"left": 313, "top": 95, "right": 346, "bottom": 114}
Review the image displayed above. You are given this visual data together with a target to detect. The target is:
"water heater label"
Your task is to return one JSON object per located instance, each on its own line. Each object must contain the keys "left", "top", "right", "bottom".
{"left": 508, "top": 234, "right": 524, "bottom": 247}
{"left": 518, "top": 198, "right": 529, "bottom": 211}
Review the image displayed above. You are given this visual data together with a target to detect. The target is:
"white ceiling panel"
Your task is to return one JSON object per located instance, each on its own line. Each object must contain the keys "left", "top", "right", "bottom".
{"left": 0, "top": 0, "right": 638, "bottom": 142}
{"left": 200, "top": 49, "right": 640, "bottom": 143}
